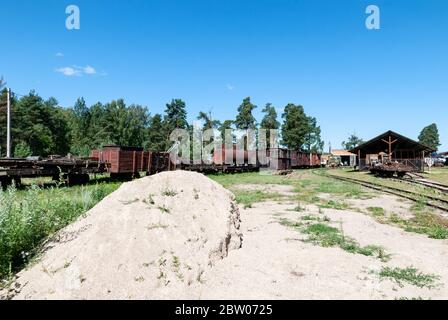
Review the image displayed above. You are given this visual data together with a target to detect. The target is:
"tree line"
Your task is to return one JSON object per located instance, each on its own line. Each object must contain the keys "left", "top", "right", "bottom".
{"left": 0, "top": 88, "right": 324, "bottom": 157}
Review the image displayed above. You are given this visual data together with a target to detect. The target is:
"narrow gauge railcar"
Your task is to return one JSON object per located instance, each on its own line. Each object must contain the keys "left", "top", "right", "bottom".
{"left": 290, "top": 151, "right": 322, "bottom": 168}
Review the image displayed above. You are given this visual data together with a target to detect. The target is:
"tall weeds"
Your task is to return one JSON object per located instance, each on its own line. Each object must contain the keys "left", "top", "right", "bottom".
{"left": 0, "top": 183, "right": 119, "bottom": 280}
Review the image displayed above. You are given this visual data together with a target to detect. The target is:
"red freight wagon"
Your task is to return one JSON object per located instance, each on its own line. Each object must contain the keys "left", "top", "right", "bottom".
{"left": 290, "top": 151, "right": 322, "bottom": 168}
{"left": 267, "top": 148, "right": 291, "bottom": 170}
{"left": 91, "top": 146, "right": 173, "bottom": 178}
{"left": 213, "top": 144, "right": 250, "bottom": 165}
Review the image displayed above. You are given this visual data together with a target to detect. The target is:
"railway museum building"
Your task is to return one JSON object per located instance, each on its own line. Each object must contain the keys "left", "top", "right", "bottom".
{"left": 350, "top": 130, "right": 435, "bottom": 172}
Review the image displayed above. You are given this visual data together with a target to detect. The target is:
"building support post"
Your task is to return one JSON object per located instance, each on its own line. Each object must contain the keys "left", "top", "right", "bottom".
{"left": 381, "top": 135, "right": 398, "bottom": 162}
{"left": 358, "top": 150, "right": 361, "bottom": 170}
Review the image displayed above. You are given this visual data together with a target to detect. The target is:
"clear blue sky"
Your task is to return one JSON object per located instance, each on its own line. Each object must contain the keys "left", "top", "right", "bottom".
{"left": 1, "top": 0, "right": 447, "bottom": 150}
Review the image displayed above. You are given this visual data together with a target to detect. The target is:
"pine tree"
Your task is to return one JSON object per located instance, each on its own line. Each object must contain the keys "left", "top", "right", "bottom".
{"left": 70, "top": 97, "right": 91, "bottom": 155}
{"left": 219, "top": 120, "right": 235, "bottom": 142}
{"left": 163, "top": 99, "right": 188, "bottom": 131}
{"left": 304, "top": 117, "right": 324, "bottom": 152}
{"left": 281, "top": 104, "right": 309, "bottom": 150}
{"left": 163, "top": 99, "right": 189, "bottom": 149}
{"left": 197, "top": 111, "right": 221, "bottom": 131}
{"left": 342, "top": 133, "right": 364, "bottom": 150}
{"left": 260, "top": 103, "right": 280, "bottom": 148}
{"left": 147, "top": 114, "right": 166, "bottom": 151}
{"left": 235, "top": 97, "right": 257, "bottom": 130}
{"left": 418, "top": 123, "right": 440, "bottom": 151}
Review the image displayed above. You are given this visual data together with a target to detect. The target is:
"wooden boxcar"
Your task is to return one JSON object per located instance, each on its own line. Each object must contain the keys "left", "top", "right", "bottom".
{"left": 266, "top": 148, "right": 292, "bottom": 171}
{"left": 290, "top": 151, "right": 322, "bottom": 168}
{"left": 213, "top": 144, "right": 250, "bottom": 165}
{"left": 91, "top": 146, "right": 172, "bottom": 178}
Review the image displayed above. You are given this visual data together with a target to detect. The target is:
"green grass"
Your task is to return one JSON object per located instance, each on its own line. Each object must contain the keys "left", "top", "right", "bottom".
{"left": 162, "top": 189, "right": 177, "bottom": 197}
{"left": 234, "top": 190, "right": 282, "bottom": 208}
{"left": 318, "top": 200, "right": 349, "bottom": 210}
{"left": 426, "top": 167, "right": 448, "bottom": 185}
{"left": 280, "top": 217, "right": 390, "bottom": 262}
{"left": 158, "top": 205, "right": 171, "bottom": 214}
{"left": 302, "top": 222, "right": 390, "bottom": 261}
{"left": 209, "top": 172, "right": 290, "bottom": 188}
{"left": 386, "top": 211, "right": 448, "bottom": 240}
{"left": 211, "top": 170, "right": 372, "bottom": 210}
{"left": 379, "top": 266, "right": 440, "bottom": 289}
{"left": 367, "top": 207, "right": 385, "bottom": 217}
{"left": 0, "top": 182, "right": 120, "bottom": 280}
{"left": 327, "top": 169, "right": 448, "bottom": 204}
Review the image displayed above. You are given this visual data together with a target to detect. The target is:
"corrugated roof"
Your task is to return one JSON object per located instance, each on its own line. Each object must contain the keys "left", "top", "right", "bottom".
{"left": 331, "top": 149, "right": 356, "bottom": 156}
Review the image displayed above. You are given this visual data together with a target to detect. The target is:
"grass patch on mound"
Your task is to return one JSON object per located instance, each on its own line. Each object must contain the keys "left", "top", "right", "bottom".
{"left": 379, "top": 266, "right": 440, "bottom": 289}
{"left": 0, "top": 182, "right": 120, "bottom": 281}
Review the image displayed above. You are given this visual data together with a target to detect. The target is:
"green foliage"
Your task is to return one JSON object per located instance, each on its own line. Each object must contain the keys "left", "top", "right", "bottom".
{"left": 0, "top": 92, "right": 71, "bottom": 157}
{"left": 303, "top": 116, "right": 324, "bottom": 152}
{"left": 301, "top": 222, "right": 390, "bottom": 261}
{"left": 235, "top": 97, "right": 257, "bottom": 130}
{"left": 260, "top": 103, "right": 280, "bottom": 148}
{"left": 1, "top": 86, "right": 327, "bottom": 159}
{"left": 234, "top": 190, "right": 282, "bottom": 209}
{"left": 418, "top": 123, "right": 440, "bottom": 151}
{"left": 146, "top": 114, "right": 166, "bottom": 151}
{"left": 281, "top": 103, "right": 309, "bottom": 150}
{"left": 0, "top": 76, "right": 6, "bottom": 91}
{"left": 164, "top": 99, "right": 188, "bottom": 131}
{"left": 379, "top": 266, "right": 440, "bottom": 289}
{"left": 342, "top": 133, "right": 364, "bottom": 151}
{"left": 219, "top": 120, "right": 235, "bottom": 142}
{"left": 197, "top": 111, "right": 221, "bottom": 131}
{"left": 386, "top": 209, "right": 448, "bottom": 240}
{"left": 67, "top": 98, "right": 150, "bottom": 156}
{"left": 162, "top": 99, "right": 189, "bottom": 151}
{"left": 14, "top": 141, "right": 33, "bottom": 158}
{"left": 367, "top": 207, "right": 385, "bottom": 217}
{"left": 0, "top": 182, "right": 120, "bottom": 279}
{"left": 260, "top": 103, "right": 280, "bottom": 131}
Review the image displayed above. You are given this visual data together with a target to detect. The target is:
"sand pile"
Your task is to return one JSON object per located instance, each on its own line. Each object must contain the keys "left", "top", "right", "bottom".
{"left": 5, "top": 171, "right": 242, "bottom": 300}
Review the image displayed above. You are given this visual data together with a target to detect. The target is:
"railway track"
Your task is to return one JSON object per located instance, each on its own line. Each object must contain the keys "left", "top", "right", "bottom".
{"left": 392, "top": 177, "right": 448, "bottom": 193}
{"left": 319, "top": 171, "right": 448, "bottom": 213}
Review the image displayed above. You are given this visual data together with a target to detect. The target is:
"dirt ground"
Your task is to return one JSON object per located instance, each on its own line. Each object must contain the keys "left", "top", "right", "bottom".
{"left": 4, "top": 172, "right": 448, "bottom": 300}
{"left": 199, "top": 199, "right": 448, "bottom": 299}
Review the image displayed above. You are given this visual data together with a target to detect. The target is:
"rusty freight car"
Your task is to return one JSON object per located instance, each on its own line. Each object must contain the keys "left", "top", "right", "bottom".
{"left": 290, "top": 151, "right": 322, "bottom": 168}
{"left": 90, "top": 146, "right": 172, "bottom": 179}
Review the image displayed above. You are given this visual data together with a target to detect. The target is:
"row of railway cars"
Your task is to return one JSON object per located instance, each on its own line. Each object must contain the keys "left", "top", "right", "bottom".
{"left": 0, "top": 145, "right": 322, "bottom": 188}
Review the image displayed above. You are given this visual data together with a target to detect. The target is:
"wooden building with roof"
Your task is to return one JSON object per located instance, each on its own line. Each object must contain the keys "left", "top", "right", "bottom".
{"left": 350, "top": 130, "right": 435, "bottom": 172}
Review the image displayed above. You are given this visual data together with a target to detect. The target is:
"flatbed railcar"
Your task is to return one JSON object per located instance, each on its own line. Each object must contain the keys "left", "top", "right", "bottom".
{"left": 0, "top": 156, "right": 108, "bottom": 188}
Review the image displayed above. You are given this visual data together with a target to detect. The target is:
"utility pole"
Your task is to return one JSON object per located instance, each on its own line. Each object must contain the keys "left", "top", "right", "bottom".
{"left": 6, "top": 87, "right": 11, "bottom": 158}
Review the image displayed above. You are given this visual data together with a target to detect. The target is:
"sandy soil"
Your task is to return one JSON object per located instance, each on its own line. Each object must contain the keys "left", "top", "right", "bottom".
{"left": 3, "top": 173, "right": 448, "bottom": 300}
{"left": 347, "top": 194, "right": 415, "bottom": 218}
{"left": 198, "top": 201, "right": 448, "bottom": 300}
{"left": 3, "top": 171, "right": 242, "bottom": 300}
